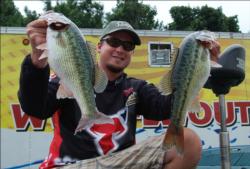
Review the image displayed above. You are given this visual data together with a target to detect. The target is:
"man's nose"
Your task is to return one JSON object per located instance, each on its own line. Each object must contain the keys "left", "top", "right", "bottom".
{"left": 115, "top": 45, "right": 126, "bottom": 52}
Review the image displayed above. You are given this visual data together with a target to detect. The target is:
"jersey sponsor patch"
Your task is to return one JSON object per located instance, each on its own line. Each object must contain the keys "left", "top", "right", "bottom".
{"left": 86, "top": 108, "right": 128, "bottom": 155}
{"left": 126, "top": 92, "right": 137, "bottom": 107}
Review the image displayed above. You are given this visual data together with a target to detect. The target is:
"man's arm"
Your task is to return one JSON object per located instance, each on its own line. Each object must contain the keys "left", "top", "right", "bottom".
{"left": 136, "top": 82, "right": 172, "bottom": 120}
{"left": 18, "top": 19, "right": 59, "bottom": 119}
{"left": 18, "top": 55, "right": 59, "bottom": 119}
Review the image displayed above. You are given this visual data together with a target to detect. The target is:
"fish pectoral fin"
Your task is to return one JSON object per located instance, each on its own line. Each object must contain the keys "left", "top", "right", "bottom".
{"left": 189, "top": 101, "right": 205, "bottom": 119}
{"left": 196, "top": 111, "right": 205, "bottom": 119}
{"left": 162, "top": 122, "right": 184, "bottom": 156}
{"left": 36, "top": 43, "right": 47, "bottom": 50}
{"left": 74, "top": 111, "right": 114, "bottom": 135}
{"left": 74, "top": 117, "right": 91, "bottom": 135}
{"left": 37, "top": 43, "right": 48, "bottom": 60}
{"left": 158, "top": 70, "right": 173, "bottom": 95}
{"left": 210, "top": 60, "right": 222, "bottom": 68}
{"left": 56, "top": 83, "right": 74, "bottom": 99}
{"left": 189, "top": 98, "right": 202, "bottom": 113}
{"left": 38, "top": 50, "right": 48, "bottom": 60}
{"left": 94, "top": 64, "right": 108, "bottom": 93}
{"left": 94, "top": 111, "right": 114, "bottom": 125}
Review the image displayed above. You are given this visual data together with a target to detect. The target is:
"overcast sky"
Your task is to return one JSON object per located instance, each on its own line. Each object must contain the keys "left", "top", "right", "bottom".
{"left": 14, "top": 1, "right": 250, "bottom": 33}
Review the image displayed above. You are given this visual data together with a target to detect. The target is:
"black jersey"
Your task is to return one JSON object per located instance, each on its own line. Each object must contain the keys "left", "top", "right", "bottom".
{"left": 18, "top": 56, "right": 172, "bottom": 168}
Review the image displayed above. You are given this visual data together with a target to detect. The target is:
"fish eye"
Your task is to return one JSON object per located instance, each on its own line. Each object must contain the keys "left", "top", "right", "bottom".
{"left": 49, "top": 22, "right": 69, "bottom": 31}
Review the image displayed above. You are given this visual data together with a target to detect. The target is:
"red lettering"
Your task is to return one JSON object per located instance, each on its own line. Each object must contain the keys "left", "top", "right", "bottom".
{"left": 162, "top": 119, "right": 171, "bottom": 126}
{"left": 214, "top": 102, "right": 236, "bottom": 126}
{"left": 11, "top": 104, "right": 46, "bottom": 131}
{"left": 143, "top": 118, "right": 162, "bottom": 127}
{"left": 234, "top": 101, "right": 250, "bottom": 126}
{"left": 138, "top": 101, "right": 250, "bottom": 128}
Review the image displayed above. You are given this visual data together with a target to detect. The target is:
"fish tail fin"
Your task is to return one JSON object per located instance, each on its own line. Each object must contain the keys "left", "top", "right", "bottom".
{"left": 74, "top": 111, "right": 114, "bottom": 135}
{"left": 162, "top": 122, "right": 184, "bottom": 156}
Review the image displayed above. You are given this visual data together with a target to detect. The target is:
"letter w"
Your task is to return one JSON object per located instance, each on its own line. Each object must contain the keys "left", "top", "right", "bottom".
{"left": 10, "top": 104, "right": 46, "bottom": 131}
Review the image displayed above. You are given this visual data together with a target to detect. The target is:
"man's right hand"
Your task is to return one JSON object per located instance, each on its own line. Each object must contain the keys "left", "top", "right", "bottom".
{"left": 26, "top": 19, "right": 48, "bottom": 68}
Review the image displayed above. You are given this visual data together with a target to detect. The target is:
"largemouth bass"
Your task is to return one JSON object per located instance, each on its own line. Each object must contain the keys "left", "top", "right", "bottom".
{"left": 160, "top": 31, "right": 221, "bottom": 154}
{"left": 37, "top": 11, "right": 113, "bottom": 134}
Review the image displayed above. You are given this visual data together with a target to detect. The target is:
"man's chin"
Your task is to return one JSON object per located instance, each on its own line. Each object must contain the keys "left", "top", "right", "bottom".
{"left": 106, "top": 65, "right": 124, "bottom": 73}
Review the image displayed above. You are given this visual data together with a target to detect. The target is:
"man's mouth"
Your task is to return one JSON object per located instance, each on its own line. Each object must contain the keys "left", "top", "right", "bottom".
{"left": 112, "top": 55, "right": 124, "bottom": 61}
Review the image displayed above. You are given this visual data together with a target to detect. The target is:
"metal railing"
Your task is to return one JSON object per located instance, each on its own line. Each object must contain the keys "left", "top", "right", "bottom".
{"left": 1, "top": 27, "right": 250, "bottom": 39}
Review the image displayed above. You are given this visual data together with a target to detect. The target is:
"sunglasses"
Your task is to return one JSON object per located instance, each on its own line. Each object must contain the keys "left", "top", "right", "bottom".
{"left": 101, "top": 37, "right": 135, "bottom": 51}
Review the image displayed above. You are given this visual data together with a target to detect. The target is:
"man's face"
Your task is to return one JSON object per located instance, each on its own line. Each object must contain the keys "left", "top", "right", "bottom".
{"left": 97, "top": 31, "right": 134, "bottom": 73}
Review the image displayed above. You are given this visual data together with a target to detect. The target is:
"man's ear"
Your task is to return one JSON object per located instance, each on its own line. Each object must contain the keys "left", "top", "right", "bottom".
{"left": 96, "top": 42, "right": 102, "bottom": 53}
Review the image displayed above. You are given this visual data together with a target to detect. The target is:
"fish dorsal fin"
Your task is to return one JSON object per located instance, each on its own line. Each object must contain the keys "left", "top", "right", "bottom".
{"left": 171, "top": 47, "right": 179, "bottom": 65}
{"left": 57, "top": 82, "right": 74, "bottom": 99}
{"left": 171, "top": 47, "right": 179, "bottom": 67}
{"left": 158, "top": 47, "right": 179, "bottom": 95}
{"left": 94, "top": 64, "right": 108, "bottom": 93}
{"left": 86, "top": 41, "right": 97, "bottom": 63}
{"left": 159, "top": 70, "right": 173, "bottom": 95}
{"left": 86, "top": 41, "right": 108, "bottom": 93}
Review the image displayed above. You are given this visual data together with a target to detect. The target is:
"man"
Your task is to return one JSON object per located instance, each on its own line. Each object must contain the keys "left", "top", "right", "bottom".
{"left": 18, "top": 20, "right": 201, "bottom": 169}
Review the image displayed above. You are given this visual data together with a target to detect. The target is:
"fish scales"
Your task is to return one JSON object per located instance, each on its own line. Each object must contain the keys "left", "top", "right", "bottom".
{"left": 172, "top": 37, "right": 209, "bottom": 123}
{"left": 49, "top": 26, "right": 96, "bottom": 118}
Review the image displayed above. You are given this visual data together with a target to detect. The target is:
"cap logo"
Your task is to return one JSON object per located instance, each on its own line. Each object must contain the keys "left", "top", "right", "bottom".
{"left": 116, "top": 21, "right": 132, "bottom": 29}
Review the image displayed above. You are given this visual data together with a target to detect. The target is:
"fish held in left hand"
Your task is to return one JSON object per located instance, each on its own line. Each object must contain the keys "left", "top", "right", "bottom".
{"left": 37, "top": 11, "right": 113, "bottom": 134}
{"left": 159, "top": 31, "right": 221, "bottom": 155}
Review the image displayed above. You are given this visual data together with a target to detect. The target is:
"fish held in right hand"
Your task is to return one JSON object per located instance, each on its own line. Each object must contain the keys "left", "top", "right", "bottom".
{"left": 37, "top": 11, "right": 113, "bottom": 134}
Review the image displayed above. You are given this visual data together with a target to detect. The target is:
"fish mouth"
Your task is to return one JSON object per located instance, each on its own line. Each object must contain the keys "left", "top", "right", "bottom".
{"left": 49, "top": 22, "right": 70, "bottom": 31}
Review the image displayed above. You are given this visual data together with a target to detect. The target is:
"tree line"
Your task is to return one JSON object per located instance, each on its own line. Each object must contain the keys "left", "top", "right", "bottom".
{"left": 1, "top": 0, "right": 240, "bottom": 32}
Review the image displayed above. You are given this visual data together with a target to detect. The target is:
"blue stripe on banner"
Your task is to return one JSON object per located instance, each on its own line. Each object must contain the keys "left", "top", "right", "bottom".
{"left": 136, "top": 128, "right": 145, "bottom": 134}
{"left": 4, "top": 159, "right": 43, "bottom": 169}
